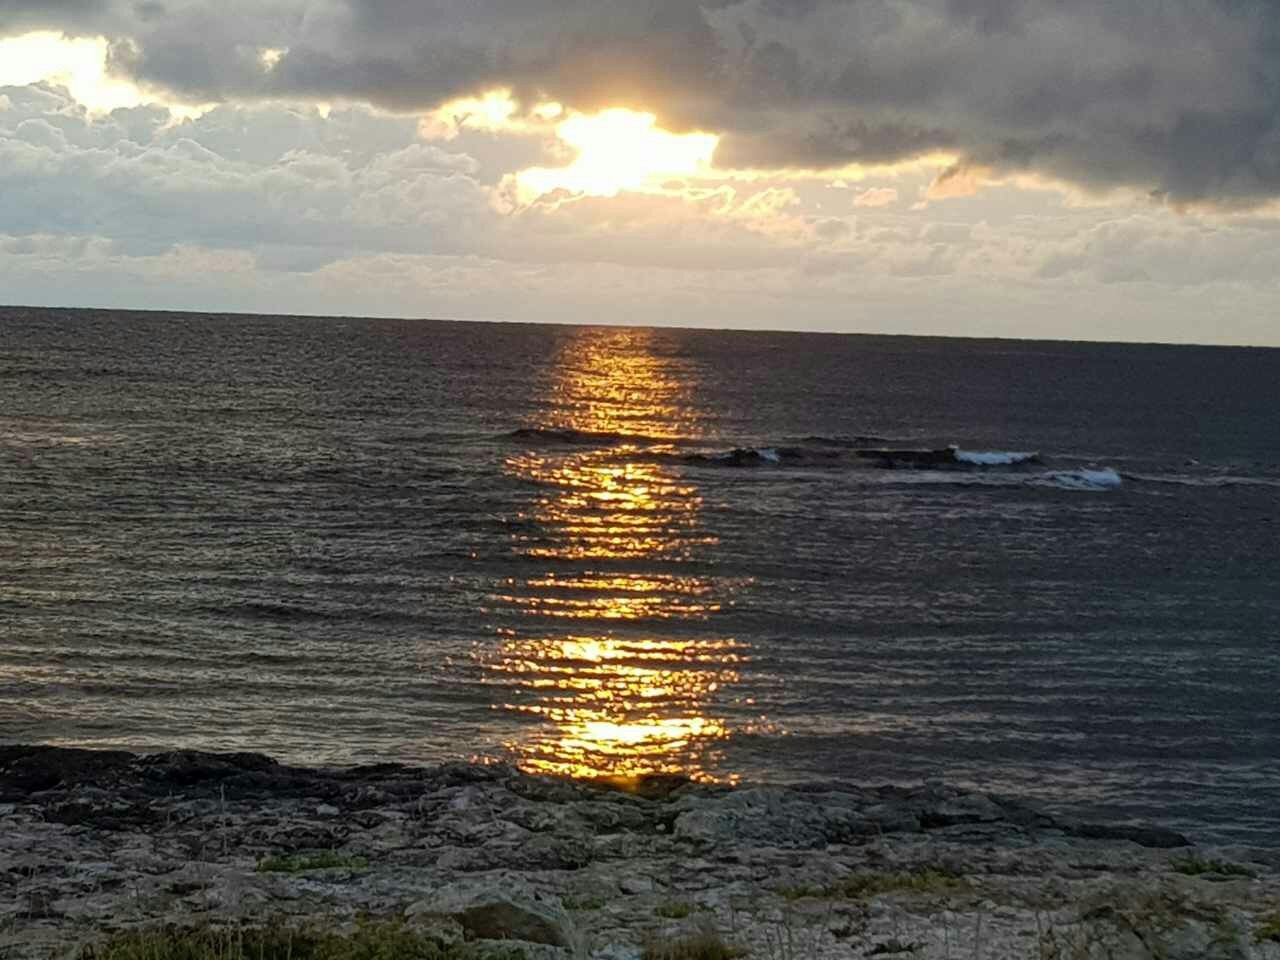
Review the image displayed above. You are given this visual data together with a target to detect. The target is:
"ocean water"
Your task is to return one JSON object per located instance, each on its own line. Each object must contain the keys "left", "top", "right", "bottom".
{"left": 2, "top": 307, "right": 1279, "bottom": 844}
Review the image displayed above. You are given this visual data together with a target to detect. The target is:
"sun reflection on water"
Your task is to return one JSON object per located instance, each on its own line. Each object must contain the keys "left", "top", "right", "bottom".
{"left": 485, "top": 328, "right": 746, "bottom": 783}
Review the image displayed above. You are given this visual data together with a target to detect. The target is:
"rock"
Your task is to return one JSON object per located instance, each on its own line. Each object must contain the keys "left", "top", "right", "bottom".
{"left": 0, "top": 746, "right": 135, "bottom": 797}
{"left": 472, "top": 940, "right": 569, "bottom": 960}
{"left": 509, "top": 833, "right": 593, "bottom": 870}
{"left": 4, "top": 746, "right": 1277, "bottom": 960}
{"left": 1067, "top": 823, "right": 1191, "bottom": 849}
{"left": 407, "top": 876, "right": 573, "bottom": 946}
{"left": 592, "top": 942, "right": 643, "bottom": 960}
{"left": 919, "top": 794, "right": 1004, "bottom": 828}
{"left": 619, "top": 876, "right": 654, "bottom": 895}
{"left": 860, "top": 804, "right": 921, "bottom": 834}
{"left": 672, "top": 788, "right": 880, "bottom": 849}
{"left": 1157, "top": 918, "right": 1250, "bottom": 960}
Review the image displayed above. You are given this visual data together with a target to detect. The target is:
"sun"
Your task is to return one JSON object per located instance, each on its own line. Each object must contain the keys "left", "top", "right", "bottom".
{"left": 517, "top": 108, "right": 718, "bottom": 201}
{"left": 422, "top": 90, "right": 720, "bottom": 202}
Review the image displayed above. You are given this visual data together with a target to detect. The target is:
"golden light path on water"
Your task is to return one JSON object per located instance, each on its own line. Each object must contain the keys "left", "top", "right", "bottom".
{"left": 485, "top": 328, "right": 747, "bottom": 784}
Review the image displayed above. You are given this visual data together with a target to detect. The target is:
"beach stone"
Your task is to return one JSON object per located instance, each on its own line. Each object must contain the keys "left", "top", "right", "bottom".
{"left": 407, "top": 875, "right": 573, "bottom": 946}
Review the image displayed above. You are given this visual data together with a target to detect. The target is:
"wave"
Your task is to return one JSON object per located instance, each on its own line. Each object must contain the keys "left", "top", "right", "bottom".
{"left": 953, "top": 449, "right": 1042, "bottom": 466}
{"left": 687, "top": 445, "right": 1043, "bottom": 471}
{"left": 1032, "top": 468, "right": 1123, "bottom": 491}
{"left": 684, "top": 447, "right": 790, "bottom": 467}
{"left": 505, "top": 429, "right": 1129, "bottom": 491}
{"left": 1123, "top": 473, "right": 1280, "bottom": 490}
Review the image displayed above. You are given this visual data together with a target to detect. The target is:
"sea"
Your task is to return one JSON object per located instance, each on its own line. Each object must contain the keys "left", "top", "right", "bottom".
{"left": 2, "top": 306, "right": 1278, "bottom": 845}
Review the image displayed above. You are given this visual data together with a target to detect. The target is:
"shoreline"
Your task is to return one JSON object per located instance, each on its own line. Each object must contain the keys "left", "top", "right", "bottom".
{"left": 3, "top": 745, "right": 1278, "bottom": 959}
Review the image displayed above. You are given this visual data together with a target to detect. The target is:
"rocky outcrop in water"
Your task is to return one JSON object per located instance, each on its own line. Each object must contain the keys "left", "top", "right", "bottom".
{"left": 3, "top": 746, "right": 1278, "bottom": 960}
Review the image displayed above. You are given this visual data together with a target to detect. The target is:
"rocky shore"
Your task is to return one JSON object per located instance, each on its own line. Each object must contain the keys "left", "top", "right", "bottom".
{"left": 2, "top": 746, "right": 1278, "bottom": 960}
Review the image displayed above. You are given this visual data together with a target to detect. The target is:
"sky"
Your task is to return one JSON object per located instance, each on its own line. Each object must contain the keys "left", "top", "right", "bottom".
{"left": 2, "top": 1, "right": 1280, "bottom": 345}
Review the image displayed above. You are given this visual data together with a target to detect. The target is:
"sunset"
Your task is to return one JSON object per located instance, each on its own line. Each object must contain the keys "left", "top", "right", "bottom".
{"left": 3, "top": 3, "right": 1280, "bottom": 959}
{"left": 3, "top": 3, "right": 1280, "bottom": 343}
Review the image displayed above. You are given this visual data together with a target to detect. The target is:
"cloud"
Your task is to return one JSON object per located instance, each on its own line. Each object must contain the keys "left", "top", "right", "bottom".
{"left": 853, "top": 187, "right": 898, "bottom": 208}
{"left": 0, "top": 84, "right": 837, "bottom": 275}
{"left": 6, "top": 0, "right": 1280, "bottom": 205}
{"left": 0, "top": 85, "right": 494, "bottom": 264}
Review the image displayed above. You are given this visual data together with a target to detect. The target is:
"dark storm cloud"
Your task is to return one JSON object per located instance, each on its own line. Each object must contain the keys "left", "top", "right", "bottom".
{"left": 9, "top": 0, "right": 1280, "bottom": 204}
{"left": 0, "top": 0, "right": 113, "bottom": 32}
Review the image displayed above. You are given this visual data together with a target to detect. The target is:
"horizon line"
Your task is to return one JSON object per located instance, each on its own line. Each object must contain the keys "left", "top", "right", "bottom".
{"left": 3, "top": 301, "right": 1276, "bottom": 352}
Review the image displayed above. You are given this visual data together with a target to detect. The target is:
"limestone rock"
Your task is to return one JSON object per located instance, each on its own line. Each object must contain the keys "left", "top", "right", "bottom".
{"left": 407, "top": 875, "right": 573, "bottom": 946}
{"left": 672, "top": 788, "right": 879, "bottom": 849}
{"left": 1067, "top": 822, "right": 1191, "bottom": 849}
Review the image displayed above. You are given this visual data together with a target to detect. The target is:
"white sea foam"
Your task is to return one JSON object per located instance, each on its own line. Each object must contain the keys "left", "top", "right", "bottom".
{"left": 758, "top": 447, "right": 782, "bottom": 463}
{"left": 953, "top": 448, "right": 1039, "bottom": 466}
{"left": 1034, "top": 467, "right": 1123, "bottom": 491}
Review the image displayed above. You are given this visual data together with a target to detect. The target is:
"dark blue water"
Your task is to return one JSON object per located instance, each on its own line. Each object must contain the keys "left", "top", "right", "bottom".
{"left": 2, "top": 306, "right": 1278, "bottom": 843}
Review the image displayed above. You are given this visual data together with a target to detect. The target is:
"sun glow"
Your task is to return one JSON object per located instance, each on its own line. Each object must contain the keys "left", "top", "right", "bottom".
{"left": 518, "top": 109, "right": 718, "bottom": 201}
{"left": 0, "top": 31, "right": 207, "bottom": 118}
{"left": 482, "top": 328, "right": 747, "bottom": 783}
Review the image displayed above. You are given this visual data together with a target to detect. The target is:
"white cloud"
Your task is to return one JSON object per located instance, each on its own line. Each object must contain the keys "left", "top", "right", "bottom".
{"left": 853, "top": 187, "right": 898, "bottom": 208}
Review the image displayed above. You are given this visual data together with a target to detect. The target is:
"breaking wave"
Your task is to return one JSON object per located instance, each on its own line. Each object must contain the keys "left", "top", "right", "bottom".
{"left": 684, "top": 444, "right": 1043, "bottom": 471}
{"left": 504, "top": 427, "right": 1133, "bottom": 492}
{"left": 954, "top": 449, "right": 1042, "bottom": 466}
{"left": 1033, "top": 468, "right": 1123, "bottom": 491}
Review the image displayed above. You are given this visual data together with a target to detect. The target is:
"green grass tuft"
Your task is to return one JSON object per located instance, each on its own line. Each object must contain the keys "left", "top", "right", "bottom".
{"left": 1169, "top": 856, "right": 1256, "bottom": 879}
{"left": 1256, "top": 911, "right": 1280, "bottom": 944}
{"left": 867, "top": 939, "right": 923, "bottom": 956}
{"left": 776, "top": 884, "right": 824, "bottom": 901}
{"left": 654, "top": 901, "right": 696, "bottom": 919}
{"left": 641, "top": 928, "right": 745, "bottom": 960}
{"left": 837, "top": 867, "right": 965, "bottom": 899}
{"left": 255, "top": 852, "right": 369, "bottom": 874}
{"left": 81, "top": 920, "right": 482, "bottom": 960}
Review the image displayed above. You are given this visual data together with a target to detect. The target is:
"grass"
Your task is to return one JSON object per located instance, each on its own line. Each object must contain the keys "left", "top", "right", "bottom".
{"left": 80, "top": 920, "right": 499, "bottom": 960}
{"left": 779, "top": 867, "right": 966, "bottom": 902}
{"left": 1169, "top": 856, "right": 1256, "bottom": 879}
{"left": 641, "top": 927, "right": 745, "bottom": 960}
{"left": 1257, "top": 910, "right": 1280, "bottom": 943}
{"left": 867, "top": 940, "right": 922, "bottom": 956}
{"left": 562, "top": 894, "right": 606, "bottom": 911}
{"left": 654, "top": 901, "right": 696, "bottom": 919}
{"left": 255, "top": 853, "right": 369, "bottom": 874}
